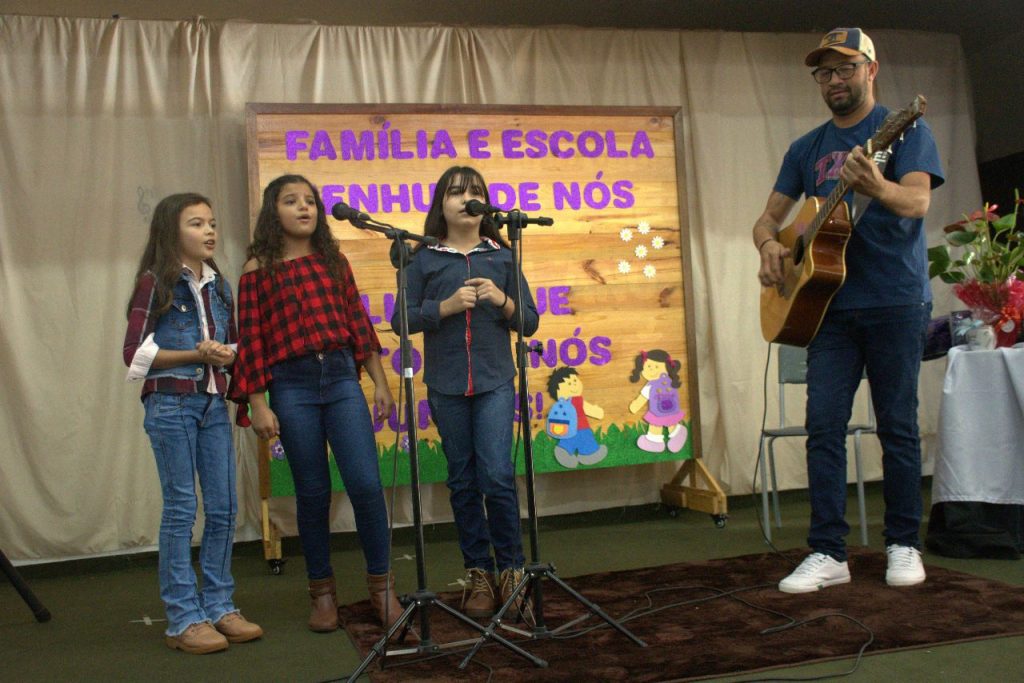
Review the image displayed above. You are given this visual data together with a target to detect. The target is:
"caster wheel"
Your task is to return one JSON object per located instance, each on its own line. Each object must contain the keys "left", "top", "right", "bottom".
{"left": 268, "top": 559, "right": 286, "bottom": 575}
{"left": 712, "top": 514, "right": 727, "bottom": 528}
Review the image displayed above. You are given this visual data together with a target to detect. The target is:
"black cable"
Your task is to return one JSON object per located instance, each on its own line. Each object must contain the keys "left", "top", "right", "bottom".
{"left": 751, "top": 343, "right": 799, "bottom": 567}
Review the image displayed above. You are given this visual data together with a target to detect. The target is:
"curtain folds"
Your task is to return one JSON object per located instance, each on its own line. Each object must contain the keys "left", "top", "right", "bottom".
{"left": 0, "top": 15, "right": 978, "bottom": 560}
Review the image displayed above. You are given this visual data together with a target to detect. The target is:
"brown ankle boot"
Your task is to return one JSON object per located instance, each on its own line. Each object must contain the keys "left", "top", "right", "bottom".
{"left": 308, "top": 576, "right": 339, "bottom": 632}
{"left": 366, "top": 572, "right": 404, "bottom": 630}
{"left": 366, "top": 572, "right": 419, "bottom": 643}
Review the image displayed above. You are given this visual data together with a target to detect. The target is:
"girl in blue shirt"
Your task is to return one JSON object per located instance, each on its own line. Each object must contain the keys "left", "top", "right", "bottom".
{"left": 395, "top": 166, "right": 538, "bottom": 620}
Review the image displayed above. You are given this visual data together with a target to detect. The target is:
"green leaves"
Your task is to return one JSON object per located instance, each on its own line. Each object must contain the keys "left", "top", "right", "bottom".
{"left": 928, "top": 189, "right": 1024, "bottom": 285}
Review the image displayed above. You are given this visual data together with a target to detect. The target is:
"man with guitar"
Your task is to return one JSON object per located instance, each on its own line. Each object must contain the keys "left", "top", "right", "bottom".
{"left": 752, "top": 28, "right": 944, "bottom": 593}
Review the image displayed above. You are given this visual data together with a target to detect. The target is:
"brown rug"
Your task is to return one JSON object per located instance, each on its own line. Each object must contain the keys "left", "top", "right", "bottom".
{"left": 339, "top": 548, "right": 1024, "bottom": 681}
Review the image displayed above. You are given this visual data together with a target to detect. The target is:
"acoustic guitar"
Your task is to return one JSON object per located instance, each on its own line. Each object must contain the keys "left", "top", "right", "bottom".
{"left": 760, "top": 95, "right": 927, "bottom": 346}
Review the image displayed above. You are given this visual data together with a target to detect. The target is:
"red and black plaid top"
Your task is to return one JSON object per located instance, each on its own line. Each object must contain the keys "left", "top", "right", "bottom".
{"left": 230, "top": 252, "right": 381, "bottom": 424}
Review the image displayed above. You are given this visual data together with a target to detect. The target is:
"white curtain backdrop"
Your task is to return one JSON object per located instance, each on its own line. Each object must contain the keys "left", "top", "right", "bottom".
{"left": 0, "top": 15, "right": 979, "bottom": 561}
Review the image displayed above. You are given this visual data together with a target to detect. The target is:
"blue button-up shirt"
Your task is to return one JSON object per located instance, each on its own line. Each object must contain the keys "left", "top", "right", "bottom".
{"left": 395, "top": 238, "right": 539, "bottom": 396}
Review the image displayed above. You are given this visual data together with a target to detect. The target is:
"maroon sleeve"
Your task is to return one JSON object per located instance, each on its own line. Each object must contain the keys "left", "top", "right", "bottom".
{"left": 123, "top": 272, "right": 158, "bottom": 367}
{"left": 223, "top": 279, "right": 239, "bottom": 348}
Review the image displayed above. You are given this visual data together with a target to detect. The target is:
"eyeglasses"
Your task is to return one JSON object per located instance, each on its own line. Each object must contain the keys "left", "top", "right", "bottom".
{"left": 811, "top": 61, "right": 870, "bottom": 84}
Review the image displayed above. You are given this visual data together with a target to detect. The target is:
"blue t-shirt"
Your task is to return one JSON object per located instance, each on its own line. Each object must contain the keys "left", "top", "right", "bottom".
{"left": 773, "top": 104, "right": 945, "bottom": 310}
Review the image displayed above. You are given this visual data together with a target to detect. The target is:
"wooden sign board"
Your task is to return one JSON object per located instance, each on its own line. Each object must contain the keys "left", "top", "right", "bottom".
{"left": 246, "top": 104, "right": 700, "bottom": 496}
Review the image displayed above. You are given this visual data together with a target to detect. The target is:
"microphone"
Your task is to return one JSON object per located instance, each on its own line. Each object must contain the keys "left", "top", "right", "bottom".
{"left": 465, "top": 199, "right": 503, "bottom": 217}
{"left": 331, "top": 202, "right": 370, "bottom": 223}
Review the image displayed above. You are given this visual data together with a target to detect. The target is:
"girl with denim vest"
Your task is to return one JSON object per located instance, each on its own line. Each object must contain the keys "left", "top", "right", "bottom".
{"left": 123, "top": 193, "right": 262, "bottom": 654}
{"left": 230, "top": 175, "right": 407, "bottom": 636}
{"left": 392, "top": 166, "right": 539, "bottom": 622}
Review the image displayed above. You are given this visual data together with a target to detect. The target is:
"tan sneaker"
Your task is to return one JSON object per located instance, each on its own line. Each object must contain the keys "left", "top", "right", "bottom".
{"left": 214, "top": 612, "right": 263, "bottom": 643}
{"left": 461, "top": 568, "right": 496, "bottom": 617}
{"left": 499, "top": 568, "right": 535, "bottom": 626}
{"left": 165, "top": 622, "right": 229, "bottom": 654}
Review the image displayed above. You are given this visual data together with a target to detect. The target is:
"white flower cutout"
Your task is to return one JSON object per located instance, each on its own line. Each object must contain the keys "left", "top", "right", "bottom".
{"left": 643, "top": 264, "right": 657, "bottom": 279}
{"left": 651, "top": 236, "right": 665, "bottom": 249}
{"left": 617, "top": 260, "right": 631, "bottom": 274}
{"left": 634, "top": 245, "right": 648, "bottom": 259}
{"left": 619, "top": 228, "right": 633, "bottom": 242}
{"left": 637, "top": 221, "right": 651, "bottom": 235}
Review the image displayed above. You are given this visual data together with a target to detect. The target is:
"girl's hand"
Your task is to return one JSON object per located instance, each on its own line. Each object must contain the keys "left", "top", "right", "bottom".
{"left": 373, "top": 383, "right": 395, "bottom": 421}
{"left": 465, "top": 277, "right": 503, "bottom": 306}
{"left": 250, "top": 402, "right": 280, "bottom": 440}
{"left": 196, "top": 340, "right": 235, "bottom": 367}
{"left": 440, "top": 285, "right": 479, "bottom": 317}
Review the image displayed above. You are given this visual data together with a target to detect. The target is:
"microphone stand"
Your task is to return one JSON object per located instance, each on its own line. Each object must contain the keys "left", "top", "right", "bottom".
{"left": 0, "top": 547, "right": 51, "bottom": 622}
{"left": 344, "top": 215, "right": 545, "bottom": 681}
{"left": 458, "top": 209, "right": 647, "bottom": 670}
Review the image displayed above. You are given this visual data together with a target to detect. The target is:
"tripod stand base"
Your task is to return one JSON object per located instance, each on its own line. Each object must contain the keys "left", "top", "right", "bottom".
{"left": 347, "top": 589, "right": 547, "bottom": 681}
{"left": 459, "top": 561, "right": 646, "bottom": 669}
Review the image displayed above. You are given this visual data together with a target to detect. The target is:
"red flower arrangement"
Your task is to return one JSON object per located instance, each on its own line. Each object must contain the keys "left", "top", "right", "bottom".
{"left": 929, "top": 191, "right": 1024, "bottom": 347}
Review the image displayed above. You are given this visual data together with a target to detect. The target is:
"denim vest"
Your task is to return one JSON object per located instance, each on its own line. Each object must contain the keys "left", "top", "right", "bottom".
{"left": 147, "top": 274, "right": 233, "bottom": 381}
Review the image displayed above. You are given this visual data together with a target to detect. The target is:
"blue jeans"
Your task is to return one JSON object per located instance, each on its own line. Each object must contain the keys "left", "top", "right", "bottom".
{"left": 559, "top": 428, "right": 600, "bottom": 455}
{"left": 143, "top": 392, "right": 238, "bottom": 636}
{"left": 428, "top": 380, "right": 525, "bottom": 572}
{"left": 270, "top": 349, "right": 390, "bottom": 579}
{"left": 805, "top": 302, "right": 931, "bottom": 561}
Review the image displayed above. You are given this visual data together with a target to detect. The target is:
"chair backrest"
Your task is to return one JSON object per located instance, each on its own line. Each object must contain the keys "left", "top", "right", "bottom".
{"left": 774, "top": 343, "right": 875, "bottom": 430}
{"left": 777, "top": 344, "right": 809, "bottom": 384}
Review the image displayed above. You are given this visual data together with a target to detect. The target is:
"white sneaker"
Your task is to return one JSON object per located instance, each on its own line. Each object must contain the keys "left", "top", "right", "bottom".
{"left": 886, "top": 545, "right": 926, "bottom": 587}
{"left": 778, "top": 552, "right": 851, "bottom": 594}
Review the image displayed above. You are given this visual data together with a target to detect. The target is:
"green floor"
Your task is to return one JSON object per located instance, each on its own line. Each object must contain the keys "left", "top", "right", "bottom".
{"left": 2, "top": 481, "right": 1022, "bottom": 682}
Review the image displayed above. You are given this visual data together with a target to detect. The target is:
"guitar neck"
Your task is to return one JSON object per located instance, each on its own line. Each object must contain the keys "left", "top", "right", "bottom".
{"left": 805, "top": 179, "right": 850, "bottom": 242}
{"left": 802, "top": 95, "right": 927, "bottom": 243}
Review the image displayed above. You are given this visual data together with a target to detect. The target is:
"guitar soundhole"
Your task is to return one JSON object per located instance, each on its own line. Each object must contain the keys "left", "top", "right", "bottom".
{"left": 792, "top": 235, "right": 806, "bottom": 265}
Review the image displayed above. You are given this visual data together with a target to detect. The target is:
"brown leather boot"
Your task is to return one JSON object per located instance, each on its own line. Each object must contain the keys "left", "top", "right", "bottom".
{"left": 366, "top": 572, "right": 404, "bottom": 630}
{"left": 462, "top": 568, "right": 496, "bottom": 618}
{"left": 499, "top": 567, "right": 535, "bottom": 626}
{"left": 366, "top": 572, "right": 418, "bottom": 643}
{"left": 308, "top": 576, "right": 339, "bottom": 632}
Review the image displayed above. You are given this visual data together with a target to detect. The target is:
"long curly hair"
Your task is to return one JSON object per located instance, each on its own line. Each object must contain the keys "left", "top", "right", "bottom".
{"left": 246, "top": 174, "right": 344, "bottom": 280}
{"left": 420, "top": 166, "right": 509, "bottom": 250}
{"left": 629, "top": 349, "right": 682, "bottom": 388}
{"left": 127, "top": 192, "right": 225, "bottom": 319}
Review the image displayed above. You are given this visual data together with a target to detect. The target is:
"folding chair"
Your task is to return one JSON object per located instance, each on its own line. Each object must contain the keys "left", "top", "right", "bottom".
{"left": 758, "top": 343, "right": 876, "bottom": 545}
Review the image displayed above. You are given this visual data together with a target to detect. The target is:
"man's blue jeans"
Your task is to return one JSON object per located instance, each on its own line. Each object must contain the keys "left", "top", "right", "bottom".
{"left": 428, "top": 380, "right": 525, "bottom": 572}
{"left": 805, "top": 302, "right": 931, "bottom": 561}
{"left": 270, "top": 349, "right": 390, "bottom": 579}
{"left": 143, "top": 392, "right": 238, "bottom": 636}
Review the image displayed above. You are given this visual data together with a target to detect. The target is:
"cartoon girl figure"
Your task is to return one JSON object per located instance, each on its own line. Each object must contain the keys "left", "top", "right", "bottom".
{"left": 628, "top": 349, "right": 688, "bottom": 453}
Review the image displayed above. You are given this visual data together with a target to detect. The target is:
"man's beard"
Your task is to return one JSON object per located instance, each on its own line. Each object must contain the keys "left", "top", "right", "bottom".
{"left": 825, "top": 84, "right": 865, "bottom": 116}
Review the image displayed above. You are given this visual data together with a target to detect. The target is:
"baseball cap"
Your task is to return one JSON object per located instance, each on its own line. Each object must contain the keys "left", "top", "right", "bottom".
{"left": 804, "top": 28, "right": 876, "bottom": 66}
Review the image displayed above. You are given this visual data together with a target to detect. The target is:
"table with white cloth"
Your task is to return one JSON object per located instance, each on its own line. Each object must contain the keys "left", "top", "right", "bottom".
{"left": 926, "top": 343, "right": 1024, "bottom": 559}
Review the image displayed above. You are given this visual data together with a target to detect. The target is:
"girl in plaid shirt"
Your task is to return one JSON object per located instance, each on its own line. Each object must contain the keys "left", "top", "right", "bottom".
{"left": 231, "top": 175, "right": 405, "bottom": 636}
{"left": 123, "top": 193, "right": 262, "bottom": 654}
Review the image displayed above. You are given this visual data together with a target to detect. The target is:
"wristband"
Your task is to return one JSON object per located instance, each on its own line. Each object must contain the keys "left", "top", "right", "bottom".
{"left": 500, "top": 292, "right": 509, "bottom": 308}
{"left": 756, "top": 237, "right": 775, "bottom": 252}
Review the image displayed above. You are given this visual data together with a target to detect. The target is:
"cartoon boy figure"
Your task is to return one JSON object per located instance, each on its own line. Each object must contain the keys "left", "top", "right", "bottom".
{"left": 546, "top": 367, "right": 608, "bottom": 469}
